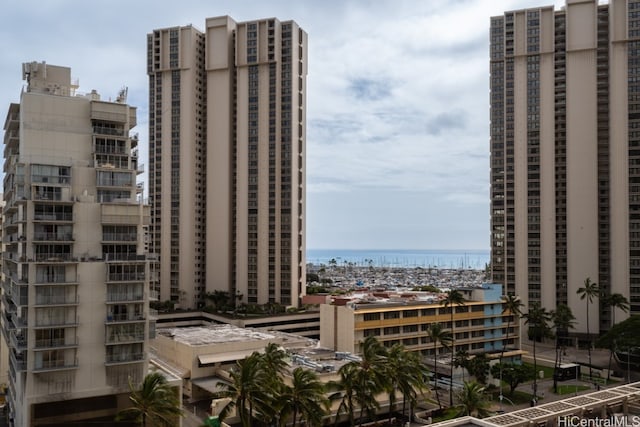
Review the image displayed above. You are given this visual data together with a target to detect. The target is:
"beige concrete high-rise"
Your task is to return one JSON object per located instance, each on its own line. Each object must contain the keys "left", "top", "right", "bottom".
{"left": 489, "top": 0, "right": 639, "bottom": 337}
{"left": 2, "top": 62, "right": 152, "bottom": 426}
{"left": 148, "top": 16, "right": 307, "bottom": 309}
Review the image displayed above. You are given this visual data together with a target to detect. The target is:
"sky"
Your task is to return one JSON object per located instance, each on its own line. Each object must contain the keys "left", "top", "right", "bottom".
{"left": 0, "top": 0, "right": 565, "bottom": 251}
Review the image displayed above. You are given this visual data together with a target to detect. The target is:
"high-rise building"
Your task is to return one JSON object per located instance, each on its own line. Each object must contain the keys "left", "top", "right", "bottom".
{"left": 147, "top": 16, "right": 307, "bottom": 308}
{"left": 489, "top": 0, "right": 640, "bottom": 337}
{"left": 2, "top": 61, "right": 152, "bottom": 426}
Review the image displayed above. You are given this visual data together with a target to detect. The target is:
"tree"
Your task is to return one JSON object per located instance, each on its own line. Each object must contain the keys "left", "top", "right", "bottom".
{"left": 551, "top": 304, "right": 576, "bottom": 392}
{"left": 498, "top": 294, "right": 523, "bottom": 403}
{"left": 453, "top": 349, "right": 470, "bottom": 383}
{"left": 279, "top": 367, "right": 329, "bottom": 427}
{"left": 443, "top": 289, "right": 466, "bottom": 405}
{"left": 116, "top": 372, "right": 183, "bottom": 427}
{"left": 523, "top": 302, "right": 552, "bottom": 401}
{"left": 330, "top": 362, "right": 359, "bottom": 427}
{"left": 467, "top": 353, "right": 490, "bottom": 385}
{"left": 385, "top": 344, "right": 430, "bottom": 424}
{"left": 577, "top": 277, "right": 600, "bottom": 381}
{"left": 216, "top": 352, "right": 271, "bottom": 427}
{"left": 426, "top": 322, "right": 452, "bottom": 409}
{"left": 491, "top": 363, "right": 535, "bottom": 395}
{"left": 602, "top": 292, "right": 630, "bottom": 382}
{"left": 329, "top": 336, "right": 388, "bottom": 426}
{"left": 455, "top": 381, "right": 491, "bottom": 418}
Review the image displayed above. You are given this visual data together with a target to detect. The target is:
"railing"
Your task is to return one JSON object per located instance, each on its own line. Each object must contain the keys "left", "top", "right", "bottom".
{"left": 107, "top": 272, "right": 145, "bottom": 282}
{"left": 34, "top": 213, "right": 73, "bottom": 221}
{"left": 33, "top": 358, "right": 79, "bottom": 371}
{"left": 105, "top": 352, "right": 145, "bottom": 364}
{"left": 12, "top": 314, "right": 28, "bottom": 329}
{"left": 34, "top": 316, "right": 79, "bottom": 328}
{"left": 107, "top": 292, "right": 144, "bottom": 302}
{"left": 33, "top": 191, "right": 63, "bottom": 201}
{"left": 106, "top": 313, "right": 145, "bottom": 322}
{"left": 9, "top": 331, "right": 27, "bottom": 349}
{"left": 105, "top": 333, "right": 145, "bottom": 344}
{"left": 97, "top": 178, "right": 133, "bottom": 187}
{"left": 9, "top": 351, "right": 26, "bottom": 371}
{"left": 35, "top": 337, "right": 78, "bottom": 349}
{"left": 34, "top": 253, "right": 75, "bottom": 262}
{"left": 32, "top": 176, "right": 70, "bottom": 185}
{"left": 104, "top": 254, "right": 147, "bottom": 262}
{"left": 35, "top": 274, "right": 73, "bottom": 284}
{"left": 103, "top": 233, "right": 137, "bottom": 242}
{"left": 33, "top": 232, "right": 74, "bottom": 241}
{"left": 93, "top": 126, "right": 125, "bottom": 137}
{"left": 35, "top": 295, "right": 79, "bottom": 305}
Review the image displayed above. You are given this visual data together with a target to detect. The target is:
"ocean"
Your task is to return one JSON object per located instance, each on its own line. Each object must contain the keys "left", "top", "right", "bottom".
{"left": 306, "top": 249, "right": 490, "bottom": 270}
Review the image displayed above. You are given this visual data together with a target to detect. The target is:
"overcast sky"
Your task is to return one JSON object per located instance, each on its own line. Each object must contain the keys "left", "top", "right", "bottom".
{"left": 0, "top": 0, "right": 565, "bottom": 250}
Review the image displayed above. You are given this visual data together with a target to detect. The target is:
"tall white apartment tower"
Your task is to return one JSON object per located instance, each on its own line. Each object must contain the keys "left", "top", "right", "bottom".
{"left": 2, "top": 62, "right": 151, "bottom": 426}
{"left": 148, "top": 16, "right": 307, "bottom": 308}
{"left": 489, "top": 0, "right": 640, "bottom": 337}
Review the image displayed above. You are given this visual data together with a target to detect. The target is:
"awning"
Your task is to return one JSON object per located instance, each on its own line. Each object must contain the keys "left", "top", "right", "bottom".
{"left": 191, "top": 376, "right": 230, "bottom": 394}
{"left": 198, "top": 349, "right": 262, "bottom": 366}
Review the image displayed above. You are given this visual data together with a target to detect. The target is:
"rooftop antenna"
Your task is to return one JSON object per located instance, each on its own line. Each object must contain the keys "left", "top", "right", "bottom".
{"left": 116, "top": 86, "right": 128, "bottom": 103}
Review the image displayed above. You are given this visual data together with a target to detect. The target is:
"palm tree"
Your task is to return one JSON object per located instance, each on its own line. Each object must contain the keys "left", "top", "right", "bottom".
{"left": 279, "top": 367, "right": 329, "bottom": 427}
{"left": 385, "top": 344, "right": 430, "bottom": 424}
{"left": 498, "top": 294, "right": 523, "bottom": 405}
{"left": 330, "top": 362, "right": 359, "bottom": 427}
{"left": 551, "top": 304, "right": 576, "bottom": 392}
{"left": 329, "top": 336, "right": 388, "bottom": 426}
{"left": 426, "top": 322, "right": 452, "bottom": 409}
{"left": 523, "top": 302, "right": 552, "bottom": 402}
{"left": 602, "top": 292, "right": 630, "bottom": 382}
{"left": 116, "top": 372, "right": 183, "bottom": 427}
{"left": 453, "top": 349, "right": 470, "bottom": 383}
{"left": 216, "top": 352, "right": 269, "bottom": 427}
{"left": 577, "top": 277, "right": 600, "bottom": 381}
{"left": 354, "top": 336, "right": 388, "bottom": 425}
{"left": 455, "top": 381, "right": 491, "bottom": 418}
{"left": 443, "top": 289, "right": 466, "bottom": 405}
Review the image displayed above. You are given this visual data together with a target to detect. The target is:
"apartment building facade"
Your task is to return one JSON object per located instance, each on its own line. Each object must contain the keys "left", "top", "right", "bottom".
{"left": 490, "top": 0, "right": 638, "bottom": 336}
{"left": 320, "top": 284, "right": 521, "bottom": 362}
{"left": 2, "top": 62, "right": 152, "bottom": 426}
{"left": 147, "top": 16, "right": 307, "bottom": 309}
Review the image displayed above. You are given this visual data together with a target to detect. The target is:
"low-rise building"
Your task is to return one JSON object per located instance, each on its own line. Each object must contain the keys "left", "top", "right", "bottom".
{"left": 320, "top": 284, "right": 521, "bottom": 361}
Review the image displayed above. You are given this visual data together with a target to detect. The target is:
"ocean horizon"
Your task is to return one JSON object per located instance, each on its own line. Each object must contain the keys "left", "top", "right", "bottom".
{"left": 306, "top": 248, "right": 490, "bottom": 270}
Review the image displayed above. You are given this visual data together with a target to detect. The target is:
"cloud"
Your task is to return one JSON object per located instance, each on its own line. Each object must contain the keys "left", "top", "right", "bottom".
{"left": 0, "top": 0, "right": 567, "bottom": 250}
{"left": 348, "top": 78, "right": 393, "bottom": 101}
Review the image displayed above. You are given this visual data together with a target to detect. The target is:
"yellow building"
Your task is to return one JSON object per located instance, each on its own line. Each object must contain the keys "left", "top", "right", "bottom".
{"left": 320, "top": 284, "right": 521, "bottom": 362}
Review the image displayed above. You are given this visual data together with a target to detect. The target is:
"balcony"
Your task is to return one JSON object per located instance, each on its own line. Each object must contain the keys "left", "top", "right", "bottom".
{"left": 34, "top": 212, "right": 73, "bottom": 222}
{"left": 33, "top": 232, "right": 74, "bottom": 242}
{"left": 107, "top": 272, "right": 145, "bottom": 282}
{"left": 34, "top": 253, "right": 76, "bottom": 263}
{"left": 33, "top": 358, "right": 79, "bottom": 372}
{"left": 106, "top": 292, "right": 144, "bottom": 303}
{"left": 9, "top": 350, "right": 26, "bottom": 372}
{"left": 105, "top": 331, "right": 145, "bottom": 344}
{"left": 102, "top": 233, "right": 137, "bottom": 242}
{"left": 34, "top": 274, "right": 77, "bottom": 285}
{"left": 34, "top": 316, "right": 79, "bottom": 328}
{"left": 34, "top": 294, "right": 79, "bottom": 306}
{"left": 11, "top": 315, "right": 28, "bottom": 329}
{"left": 105, "top": 352, "right": 145, "bottom": 365}
{"left": 35, "top": 337, "right": 79, "bottom": 349}
{"left": 106, "top": 313, "right": 145, "bottom": 323}
{"left": 9, "top": 331, "right": 27, "bottom": 350}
